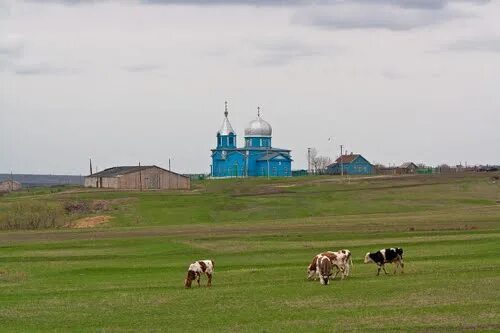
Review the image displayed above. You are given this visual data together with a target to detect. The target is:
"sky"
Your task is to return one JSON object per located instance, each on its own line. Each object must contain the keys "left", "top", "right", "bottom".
{"left": 0, "top": 0, "right": 499, "bottom": 175}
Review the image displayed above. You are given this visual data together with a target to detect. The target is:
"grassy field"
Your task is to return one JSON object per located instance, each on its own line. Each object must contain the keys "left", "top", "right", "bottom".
{"left": 0, "top": 173, "right": 499, "bottom": 332}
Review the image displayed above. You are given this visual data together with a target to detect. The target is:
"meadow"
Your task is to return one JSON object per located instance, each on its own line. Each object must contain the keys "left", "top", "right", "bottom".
{"left": 0, "top": 173, "right": 499, "bottom": 332}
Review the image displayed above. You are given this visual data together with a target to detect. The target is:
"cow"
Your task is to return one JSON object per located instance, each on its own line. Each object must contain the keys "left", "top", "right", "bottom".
{"left": 364, "top": 248, "right": 404, "bottom": 275}
{"left": 184, "top": 259, "right": 214, "bottom": 288}
{"left": 339, "top": 249, "right": 353, "bottom": 276}
{"left": 307, "top": 251, "right": 348, "bottom": 281}
{"left": 317, "top": 254, "right": 333, "bottom": 285}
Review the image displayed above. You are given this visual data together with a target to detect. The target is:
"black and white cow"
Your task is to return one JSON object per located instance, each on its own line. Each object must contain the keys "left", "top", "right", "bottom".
{"left": 364, "top": 248, "right": 404, "bottom": 275}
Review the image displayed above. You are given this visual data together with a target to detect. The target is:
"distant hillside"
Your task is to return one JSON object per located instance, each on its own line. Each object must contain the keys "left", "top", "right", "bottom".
{"left": 0, "top": 174, "right": 84, "bottom": 187}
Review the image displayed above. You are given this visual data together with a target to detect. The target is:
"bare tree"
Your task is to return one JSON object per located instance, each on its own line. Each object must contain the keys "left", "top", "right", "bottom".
{"left": 315, "top": 156, "right": 332, "bottom": 174}
{"left": 308, "top": 148, "right": 318, "bottom": 173}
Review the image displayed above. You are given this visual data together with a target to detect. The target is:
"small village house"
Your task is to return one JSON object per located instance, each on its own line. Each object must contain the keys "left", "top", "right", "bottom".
{"left": 327, "top": 153, "right": 374, "bottom": 175}
{"left": 84, "top": 165, "right": 190, "bottom": 190}
{"left": 0, "top": 179, "right": 22, "bottom": 192}
{"left": 398, "top": 162, "right": 418, "bottom": 174}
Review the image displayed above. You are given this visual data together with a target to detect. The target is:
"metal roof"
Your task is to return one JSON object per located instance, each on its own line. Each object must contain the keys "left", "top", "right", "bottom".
{"left": 400, "top": 162, "right": 417, "bottom": 169}
{"left": 257, "top": 152, "right": 292, "bottom": 161}
{"left": 244, "top": 116, "right": 272, "bottom": 137}
{"left": 218, "top": 116, "right": 235, "bottom": 136}
{"left": 334, "top": 154, "right": 361, "bottom": 164}
{"left": 87, "top": 165, "right": 188, "bottom": 178}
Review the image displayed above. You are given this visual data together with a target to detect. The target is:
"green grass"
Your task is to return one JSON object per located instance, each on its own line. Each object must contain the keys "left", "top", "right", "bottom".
{"left": 0, "top": 173, "right": 499, "bottom": 332}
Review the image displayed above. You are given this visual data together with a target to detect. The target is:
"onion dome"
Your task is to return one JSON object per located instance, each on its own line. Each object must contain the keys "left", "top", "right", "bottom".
{"left": 244, "top": 107, "right": 272, "bottom": 137}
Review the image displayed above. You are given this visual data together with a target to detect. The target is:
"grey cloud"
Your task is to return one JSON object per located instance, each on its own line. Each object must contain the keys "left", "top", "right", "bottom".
{"left": 292, "top": 3, "right": 467, "bottom": 31}
{"left": 123, "top": 64, "right": 162, "bottom": 73}
{"left": 0, "top": 37, "right": 24, "bottom": 57}
{"left": 29, "top": 0, "right": 490, "bottom": 7}
{"left": 446, "top": 38, "right": 500, "bottom": 53}
{"left": 253, "top": 40, "right": 335, "bottom": 66}
{"left": 14, "top": 63, "right": 74, "bottom": 75}
{"left": 381, "top": 70, "right": 407, "bottom": 80}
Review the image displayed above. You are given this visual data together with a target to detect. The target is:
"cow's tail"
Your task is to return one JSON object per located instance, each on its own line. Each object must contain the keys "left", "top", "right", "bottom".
{"left": 211, "top": 259, "right": 215, "bottom": 270}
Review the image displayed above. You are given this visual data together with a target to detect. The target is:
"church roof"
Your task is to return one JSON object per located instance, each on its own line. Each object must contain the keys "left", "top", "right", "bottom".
{"left": 244, "top": 107, "right": 272, "bottom": 137}
{"left": 218, "top": 117, "right": 234, "bottom": 136}
{"left": 218, "top": 102, "right": 235, "bottom": 136}
{"left": 211, "top": 147, "right": 291, "bottom": 152}
{"left": 257, "top": 152, "right": 292, "bottom": 161}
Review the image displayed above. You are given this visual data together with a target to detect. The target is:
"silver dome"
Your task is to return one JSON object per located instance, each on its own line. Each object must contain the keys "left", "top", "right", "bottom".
{"left": 245, "top": 115, "right": 272, "bottom": 137}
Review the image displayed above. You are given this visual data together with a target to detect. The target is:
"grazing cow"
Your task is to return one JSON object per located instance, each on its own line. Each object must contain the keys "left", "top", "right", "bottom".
{"left": 307, "top": 251, "right": 348, "bottom": 281}
{"left": 184, "top": 259, "right": 214, "bottom": 288}
{"left": 317, "top": 255, "right": 333, "bottom": 285}
{"left": 364, "top": 248, "right": 404, "bottom": 275}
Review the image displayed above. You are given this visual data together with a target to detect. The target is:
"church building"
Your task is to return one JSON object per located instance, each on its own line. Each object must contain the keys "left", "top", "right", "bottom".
{"left": 211, "top": 103, "right": 292, "bottom": 177}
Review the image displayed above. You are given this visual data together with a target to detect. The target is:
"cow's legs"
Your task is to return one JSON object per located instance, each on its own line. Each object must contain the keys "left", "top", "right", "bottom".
{"left": 382, "top": 264, "right": 388, "bottom": 275}
{"left": 400, "top": 261, "right": 405, "bottom": 274}
{"left": 196, "top": 273, "right": 201, "bottom": 287}
{"left": 377, "top": 265, "right": 381, "bottom": 276}
{"left": 332, "top": 267, "right": 339, "bottom": 280}
{"left": 207, "top": 273, "right": 212, "bottom": 287}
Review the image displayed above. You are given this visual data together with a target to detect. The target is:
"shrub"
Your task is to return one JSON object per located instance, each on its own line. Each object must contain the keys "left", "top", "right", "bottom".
{"left": 1, "top": 201, "right": 67, "bottom": 230}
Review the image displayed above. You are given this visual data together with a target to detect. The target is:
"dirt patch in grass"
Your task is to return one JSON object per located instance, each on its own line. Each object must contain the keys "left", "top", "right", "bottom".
{"left": 0, "top": 270, "right": 27, "bottom": 283}
{"left": 68, "top": 215, "right": 112, "bottom": 229}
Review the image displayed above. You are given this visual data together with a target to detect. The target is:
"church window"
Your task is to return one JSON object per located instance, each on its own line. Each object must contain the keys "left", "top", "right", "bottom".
{"left": 229, "top": 136, "right": 234, "bottom": 146}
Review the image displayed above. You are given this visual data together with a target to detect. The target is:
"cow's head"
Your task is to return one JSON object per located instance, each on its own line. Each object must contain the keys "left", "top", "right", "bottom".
{"left": 364, "top": 252, "right": 373, "bottom": 264}
{"left": 320, "top": 272, "right": 333, "bottom": 285}
{"left": 184, "top": 270, "right": 196, "bottom": 288}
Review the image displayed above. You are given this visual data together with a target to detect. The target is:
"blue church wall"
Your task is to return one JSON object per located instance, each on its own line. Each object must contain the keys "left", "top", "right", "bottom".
{"left": 212, "top": 151, "right": 246, "bottom": 177}
{"left": 245, "top": 137, "right": 271, "bottom": 148}
{"left": 217, "top": 134, "right": 236, "bottom": 149}
{"left": 256, "top": 159, "right": 291, "bottom": 177}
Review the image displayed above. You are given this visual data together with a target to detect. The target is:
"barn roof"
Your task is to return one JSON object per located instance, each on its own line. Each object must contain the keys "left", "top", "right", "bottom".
{"left": 400, "top": 162, "right": 417, "bottom": 169}
{"left": 327, "top": 154, "right": 373, "bottom": 168}
{"left": 88, "top": 165, "right": 188, "bottom": 178}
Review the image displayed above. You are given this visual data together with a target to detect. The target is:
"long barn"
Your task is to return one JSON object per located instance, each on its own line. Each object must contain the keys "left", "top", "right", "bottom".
{"left": 84, "top": 166, "right": 190, "bottom": 190}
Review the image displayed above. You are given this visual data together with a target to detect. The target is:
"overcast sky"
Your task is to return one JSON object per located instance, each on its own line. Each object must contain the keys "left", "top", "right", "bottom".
{"left": 1, "top": 0, "right": 499, "bottom": 175}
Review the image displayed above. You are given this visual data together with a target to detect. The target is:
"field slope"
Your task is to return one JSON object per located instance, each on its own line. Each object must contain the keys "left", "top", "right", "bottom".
{"left": 1, "top": 174, "right": 499, "bottom": 332}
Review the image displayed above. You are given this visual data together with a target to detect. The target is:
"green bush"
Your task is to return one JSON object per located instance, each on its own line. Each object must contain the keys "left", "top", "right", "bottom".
{"left": 1, "top": 201, "right": 67, "bottom": 230}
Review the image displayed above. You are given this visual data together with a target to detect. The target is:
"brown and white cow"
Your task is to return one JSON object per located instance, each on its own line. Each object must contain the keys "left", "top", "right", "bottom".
{"left": 339, "top": 249, "right": 353, "bottom": 276}
{"left": 184, "top": 259, "right": 214, "bottom": 288}
{"left": 307, "top": 251, "right": 348, "bottom": 281}
{"left": 317, "top": 254, "right": 333, "bottom": 285}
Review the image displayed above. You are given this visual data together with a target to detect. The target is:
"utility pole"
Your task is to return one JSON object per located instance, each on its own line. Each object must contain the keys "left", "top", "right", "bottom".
{"left": 89, "top": 158, "right": 93, "bottom": 175}
{"left": 139, "top": 162, "right": 143, "bottom": 191}
{"left": 340, "top": 145, "right": 344, "bottom": 176}
{"left": 267, "top": 148, "right": 270, "bottom": 179}
{"left": 307, "top": 148, "right": 311, "bottom": 174}
{"left": 168, "top": 158, "right": 171, "bottom": 171}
